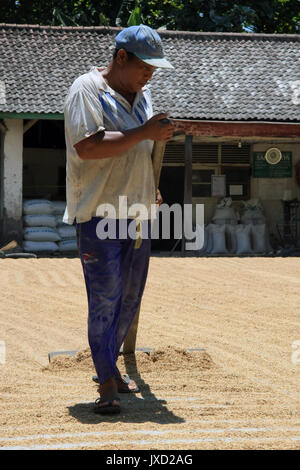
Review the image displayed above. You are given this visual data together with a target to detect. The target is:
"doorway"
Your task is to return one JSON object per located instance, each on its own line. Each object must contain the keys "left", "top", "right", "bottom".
{"left": 151, "top": 165, "right": 184, "bottom": 252}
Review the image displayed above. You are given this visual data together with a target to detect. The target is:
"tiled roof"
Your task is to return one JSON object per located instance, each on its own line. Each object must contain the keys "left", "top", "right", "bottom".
{"left": 0, "top": 24, "right": 299, "bottom": 121}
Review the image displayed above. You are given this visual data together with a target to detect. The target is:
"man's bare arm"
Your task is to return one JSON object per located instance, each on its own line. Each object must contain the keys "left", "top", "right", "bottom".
{"left": 74, "top": 113, "right": 174, "bottom": 160}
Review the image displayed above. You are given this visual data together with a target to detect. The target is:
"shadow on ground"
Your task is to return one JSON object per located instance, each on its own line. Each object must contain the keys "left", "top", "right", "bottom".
{"left": 67, "top": 352, "right": 185, "bottom": 425}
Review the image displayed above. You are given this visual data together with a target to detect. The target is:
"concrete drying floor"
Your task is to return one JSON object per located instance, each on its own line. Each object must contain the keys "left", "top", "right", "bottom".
{"left": 0, "top": 257, "right": 299, "bottom": 450}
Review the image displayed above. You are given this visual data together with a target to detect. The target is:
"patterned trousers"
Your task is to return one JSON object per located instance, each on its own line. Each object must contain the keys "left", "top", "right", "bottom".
{"left": 76, "top": 217, "right": 151, "bottom": 384}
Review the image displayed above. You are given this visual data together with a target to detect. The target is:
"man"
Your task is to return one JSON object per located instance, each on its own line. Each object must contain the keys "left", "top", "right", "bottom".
{"left": 63, "top": 24, "right": 174, "bottom": 414}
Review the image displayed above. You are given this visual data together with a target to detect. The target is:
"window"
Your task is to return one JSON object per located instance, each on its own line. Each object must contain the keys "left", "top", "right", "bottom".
{"left": 192, "top": 169, "right": 216, "bottom": 197}
{"left": 163, "top": 142, "right": 218, "bottom": 164}
{"left": 221, "top": 144, "right": 250, "bottom": 164}
{"left": 163, "top": 142, "right": 251, "bottom": 199}
{"left": 221, "top": 166, "right": 251, "bottom": 200}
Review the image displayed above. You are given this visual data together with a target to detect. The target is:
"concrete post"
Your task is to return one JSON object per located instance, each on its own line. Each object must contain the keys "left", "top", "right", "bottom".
{"left": 0, "top": 119, "right": 23, "bottom": 245}
{"left": 182, "top": 134, "right": 193, "bottom": 255}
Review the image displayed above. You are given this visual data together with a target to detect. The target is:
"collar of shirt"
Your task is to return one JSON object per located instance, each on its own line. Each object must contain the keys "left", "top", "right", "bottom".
{"left": 88, "top": 66, "right": 151, "bottom": 130}
{"left": 90, "top": 66, "right": 148, "bottom": 114}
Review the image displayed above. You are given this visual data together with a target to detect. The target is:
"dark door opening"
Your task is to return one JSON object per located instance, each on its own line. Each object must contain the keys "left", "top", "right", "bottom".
{"left": 151, "top": 166, "right": 184, "bottom": 252}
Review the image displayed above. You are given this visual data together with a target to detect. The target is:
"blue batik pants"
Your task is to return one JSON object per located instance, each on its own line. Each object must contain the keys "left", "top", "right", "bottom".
{"left": 76, "top": 217, "right": 151, "bottom": 385}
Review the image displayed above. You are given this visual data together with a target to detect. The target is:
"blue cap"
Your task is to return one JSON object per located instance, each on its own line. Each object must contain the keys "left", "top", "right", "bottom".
{"left": 115, "top": 24, "right": 174, "bottom": 69}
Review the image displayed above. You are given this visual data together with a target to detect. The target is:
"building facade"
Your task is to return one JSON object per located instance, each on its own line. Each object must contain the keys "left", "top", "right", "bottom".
{"left": 0, "top": 25, "right": 299, "bottom": 251}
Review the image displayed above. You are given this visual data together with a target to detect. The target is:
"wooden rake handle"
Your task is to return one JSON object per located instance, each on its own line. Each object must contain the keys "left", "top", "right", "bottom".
{"left": 123, "top": 140, "right": 167, "bottom": 354}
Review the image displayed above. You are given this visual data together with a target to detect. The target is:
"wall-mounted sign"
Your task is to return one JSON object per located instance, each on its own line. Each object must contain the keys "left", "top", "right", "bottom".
{"left": 229, "top": 185, "right": 243, "bottom": 196}
{"left": 253, "top": 152, "right": 292, "bottom": 178}
{"left": 211, "top": 175, "right": 226, "bottom": 197}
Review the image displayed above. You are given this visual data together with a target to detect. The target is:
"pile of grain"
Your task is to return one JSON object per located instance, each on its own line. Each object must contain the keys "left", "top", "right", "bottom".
{"left": 43, "top": 346, "right": 214, "bottom": 374}
{"left": 43, "top": 348, "right": 93, "bottom": 371}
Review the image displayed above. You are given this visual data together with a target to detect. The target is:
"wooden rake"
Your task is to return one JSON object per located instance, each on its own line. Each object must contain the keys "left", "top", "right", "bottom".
{"left": 122, "top": 139, "right": 167, "bottom": 354}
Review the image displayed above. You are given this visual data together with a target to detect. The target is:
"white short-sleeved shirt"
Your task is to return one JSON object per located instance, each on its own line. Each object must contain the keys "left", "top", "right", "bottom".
{"left": 63, "top": 66, "right": 156, "bottom": 224}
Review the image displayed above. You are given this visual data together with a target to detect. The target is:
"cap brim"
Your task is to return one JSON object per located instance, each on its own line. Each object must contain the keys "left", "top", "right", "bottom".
{"left": 134, "top": 53, "right": 174, "bottom": 69}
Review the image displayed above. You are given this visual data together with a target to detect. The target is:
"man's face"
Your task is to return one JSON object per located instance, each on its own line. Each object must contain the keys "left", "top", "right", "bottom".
{"left": 118, "top": 51, "right": 156, "bottom": 93}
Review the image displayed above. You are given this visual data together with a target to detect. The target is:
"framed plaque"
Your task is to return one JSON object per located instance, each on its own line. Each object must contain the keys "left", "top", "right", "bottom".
{"left": 211, "top": 175, "right": 226, "bottom": 197}
{"left": 253, "top": 152, "right": 292, "bottom": 178}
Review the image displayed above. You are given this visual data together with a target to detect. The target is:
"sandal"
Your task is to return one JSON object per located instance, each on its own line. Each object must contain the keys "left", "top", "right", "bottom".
{"left": 92, "top": 374, "right": 140, "bottom": 393}
{"left": 117, "top": 374, "right": 140, "bottom": 394}
{"left": 94, "top": 396, "right": 121, "bottom": 415}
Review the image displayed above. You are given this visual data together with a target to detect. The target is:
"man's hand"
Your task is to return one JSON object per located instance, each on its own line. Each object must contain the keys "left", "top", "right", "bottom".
{"left": 156, "top": 188, "right": 163, "bottom": 207}
{"left": 142, "top": 113, "right": 174, "bottom": 141}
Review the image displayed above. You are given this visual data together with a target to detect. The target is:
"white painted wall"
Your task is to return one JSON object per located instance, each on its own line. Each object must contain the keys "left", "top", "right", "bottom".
{"left": 1, "top": 119, "right": 23, "bottom": 241}
{"left": 3, "top": 119, "right": 23, "bottom": 217}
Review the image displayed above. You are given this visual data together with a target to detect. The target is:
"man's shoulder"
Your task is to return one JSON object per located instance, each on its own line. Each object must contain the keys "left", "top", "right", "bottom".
{"left": 67, "top": 67, "right": 105, "bottom": 98}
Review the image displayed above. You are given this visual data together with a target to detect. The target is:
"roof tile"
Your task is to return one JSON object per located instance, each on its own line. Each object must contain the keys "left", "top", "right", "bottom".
{"left": 0, "top": 24, "right": 299, "bottom": 121}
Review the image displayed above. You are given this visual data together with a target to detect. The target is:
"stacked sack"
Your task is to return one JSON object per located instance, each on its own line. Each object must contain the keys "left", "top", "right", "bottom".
{"left": 23, "top": 199, "right": 60, "bottom": 253}
{"left": 211, "top": 197, "right": 239, "bottom": 226}
{"left": 197, "top": 197, "right": 272, "bottom": 255}
{"left": 240, "top": 199, "right": 266, "bottom": 225}
{"left": 197, "top": 197, "right": 238, "bottom": 255}
{"left": 54, "top": 202, "right": 78, "bottom": 253}
{"left": 238, "top": 199, "right": 272, "bottom": 254}
{"left": 22, "top": 200, "right": 78, "bottom": 253}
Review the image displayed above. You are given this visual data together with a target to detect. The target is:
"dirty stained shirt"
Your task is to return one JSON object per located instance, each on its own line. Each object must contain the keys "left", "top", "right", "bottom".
{"left": 63, "top": 66, "right": 155, "bottom": 224}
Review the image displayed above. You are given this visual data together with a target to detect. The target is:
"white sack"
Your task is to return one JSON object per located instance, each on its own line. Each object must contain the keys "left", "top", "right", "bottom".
{"left": 57, "top": 225, "right": 77, "bottom": 239}
{"left": 24, "top": 227, "right": 61, "bottom": 242}
{"left": 242, "top": 198, "right": 264, "bottom": 211}
{"left": 251, "top": 224, "right": 267, "bottom": 253}
{"left": 226, "top": 224, "right": 237, "bottom": 254}
{"left": 210, "top": 224, "right": 228, "bottom": 254}
{"left": 214, "top": 218, "right": 238, "bottom": 225}
{"left": 23, "top": 214, "right": 57, "bottom": 228}
{"left": 55, "top": 215, "right": 64, "bottom": 226}
{"left": 217, "top": 197, "right": 233, "bottom": 208}
{"left": 52, "top": 201, "right": 66, "bottom": 215}
{"left": 212, "top": 207, "right": 237, "bottom": 221}
{"left": 58, "top": 239, "right": 78, "bottom": 252}
{"left": 23, "top": 199, "right": 53, "bottom": 215}
{"left": 241, "top": 208, "right": 266, "bottom": 224}
{"left": 197, "top": 225, "right": 210, "bottom": 254}
{"left": 205, "top": 224, "right": 214, "bottom": 254}
{"left": 236, "top": 224, "right": 252, "bottom": 254}
{"left": 23, "top": 241, "right": 58, "bottom": 252}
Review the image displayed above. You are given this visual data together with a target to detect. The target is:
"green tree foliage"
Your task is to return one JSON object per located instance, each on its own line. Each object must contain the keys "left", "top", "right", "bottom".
{"left": 0, "top": 0, "right": 117, "bottom": 26}
{"left": 0, "top": 0, "right": 299, "bottom": 34}
{"left": 139, "top": 0, "right": 300, "bottom": 33}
